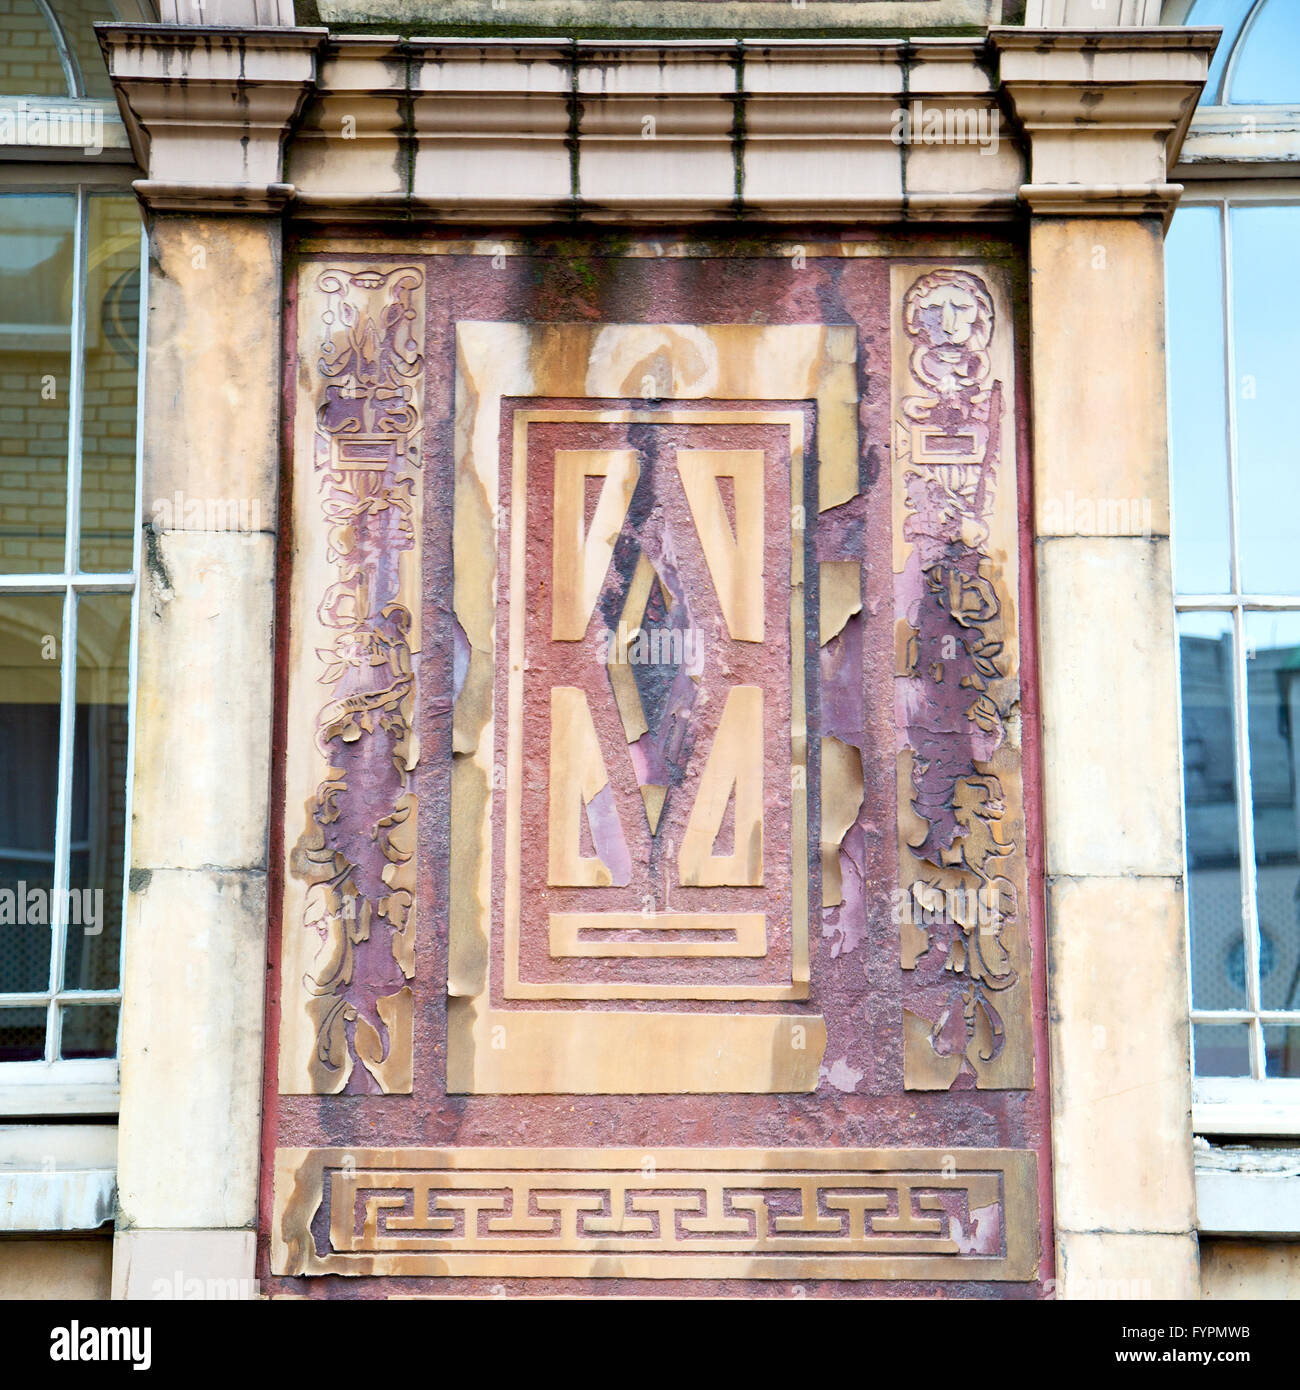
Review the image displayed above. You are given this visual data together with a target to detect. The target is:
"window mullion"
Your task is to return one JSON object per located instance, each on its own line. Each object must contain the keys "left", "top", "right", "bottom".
{"left": 65, "top": 187, "right": 87, "bottom": 580}
{"left": 113, "top": 223, "right": 149, "bottom": 1063}
{"left": 31, "top": 0, "right": 82, "bottom": 99}
{"left": 1221, "top": 201, "right": 1242, "bottom": 598}
{"left": 47, "top": 583, "right": 78, "bottom": 1059}
{"left": 1217, "top": 196, "right": 1268, "bottom": 1080}
{"left": 45, "top": 186, "right": 89, "bottom": 1060}
{"left": 1231, "top": 597, "right": 1265, "bottom": 1075}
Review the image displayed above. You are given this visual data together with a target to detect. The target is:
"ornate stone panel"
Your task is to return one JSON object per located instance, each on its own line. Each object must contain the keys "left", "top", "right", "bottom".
{"left": 279, "top": 265, "right": 425, "bottom": 1096}
{"left": 446, "top": 325, "right": 855, "bottom": 1094}
{"left": 268, "top": 238, "right": 1049, "bottom": 1294}
{"left": 274, "top": 1147, "right": 1038, "bottom": 1282}
{"left": 890, "top": 265, "right": 1033, "bottom": 1090}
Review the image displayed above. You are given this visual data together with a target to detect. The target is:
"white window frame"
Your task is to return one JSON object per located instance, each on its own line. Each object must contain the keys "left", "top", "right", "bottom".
{"left": 1166, "top": 0, "right": 1300, "bottom": 1138}
{"left": 1173, "top": 187, "right": 1300, "bottom": 1137}
{"left": 0, "top": 161, "right": 145, "bottom": 1118}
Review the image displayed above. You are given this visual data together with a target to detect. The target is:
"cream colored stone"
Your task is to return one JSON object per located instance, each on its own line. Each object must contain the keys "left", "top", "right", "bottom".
{"left": 1057, "top": 1231, "right": 1200, "bottom": 1301}
{"left": 741, "top": 44, "right": 903, "bottom": 96}
{"left": 410, "top": 45, "right": 572, "bottom": 212}
{"left": 1027, "top": 0, "right": 1163, "bottom": 25}
{"left": 0, "top": 1239, "right": 112, "bottom": 1300}
{"left": 908, "top": 41, "right": 997, "bottom": 96}
{"left": 116, "top": 869, "right": 267, "bottom": 1232}
{"left": 743, "top": 99, "right": 904, "bottom": 215}
{"left": 1030, "top": 220, "right": 1170, "bottom": 539}
{"left": 1036, "top": 537, "right": 1184, "bottom": 879}
{"left": 1201, "top": 1240, "right": 1300, "bottom": 1300}
{"left": 1048, "top": 875, "right": 1196, "bottom": 1237}
{"left": 318, "top": 0, "right": 999, "bottom": 29}
{"left": 288, "top": 60, "right": 407, "bottom": 202}
{"left": 141, "top": 218, "right": 282, "bottom": 527}
{"left": 100, "top": 27, "right": 324, "bottom": 208}
{"left": 578, "top": 60, "right": 735, "bottom": 216}
{"left": 112, "top": 1228, "right": 257, "bottom": 1300}
{"left": 130, "top": 531, "right": 275, "bottom": 873}
{"left": 901, "top": 109, "right": 1025, "bottom": 200}
{"left": 994, "top": 28, "right": 1214, "bottom": 195}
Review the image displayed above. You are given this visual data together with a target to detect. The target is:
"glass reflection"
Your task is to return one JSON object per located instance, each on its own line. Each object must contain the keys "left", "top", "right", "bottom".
{"left": 1180, "top": 612, "right": 1247, "bottom": 1009}
{"left": 1194, "top": 1023, "right": 1252, "bottom": 1077}
{"left": 0, "top": 593, "right": 63, "bottom": 997}
{"left": 1166, "top": 206, "right": 1231, "bottom": 594}
{"left": 1232, "top": 206, "right": 1300, "bottom": 596}
{"left": 1245, "top": 612, "right": 1300, "bottom": 1012}
{"left": 0, "top": 194, "right": 74, "bottom": 574}
{"left": 1229, "top": 0, "right": 1300, "bottom": 105}
{"left": 63, "top": 591, "right": 130, "bottom": 993}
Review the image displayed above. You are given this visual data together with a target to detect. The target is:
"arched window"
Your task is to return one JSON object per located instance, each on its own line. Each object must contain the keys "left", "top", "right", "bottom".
{"left": 1, "top": 1, "right": 118, "bottom": 100}
{"left": 1183, "top": 0, "right": 1300, "bottom": 105}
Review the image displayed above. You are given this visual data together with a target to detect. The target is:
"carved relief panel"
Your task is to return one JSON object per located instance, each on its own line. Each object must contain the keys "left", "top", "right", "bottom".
{"left": 268, "top": 241, "right": 1050, "bottom": 1294}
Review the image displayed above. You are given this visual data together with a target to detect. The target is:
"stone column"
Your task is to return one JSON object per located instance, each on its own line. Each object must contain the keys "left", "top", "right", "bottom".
{"left": 99, "top": 25, "right": 323, "bottom": 1299}
{"left": 995, "top": 25, "right": 1216, "bottom": 1298}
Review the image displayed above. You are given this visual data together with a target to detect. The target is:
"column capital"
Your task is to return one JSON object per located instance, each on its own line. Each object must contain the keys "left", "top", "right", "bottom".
{"left": 990, "top": 26, "right": 1220, "bottom": 222}
{"left": 96, "top": 24, "right": 329, "bottom": 213}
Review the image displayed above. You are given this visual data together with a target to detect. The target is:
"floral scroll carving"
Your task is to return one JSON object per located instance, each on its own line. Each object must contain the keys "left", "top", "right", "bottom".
{"left": 893, "top": 267, "right": 1030, "bottom": 1091}
{"left": 292, "top": 266, "right": 424, "bottom": 1094}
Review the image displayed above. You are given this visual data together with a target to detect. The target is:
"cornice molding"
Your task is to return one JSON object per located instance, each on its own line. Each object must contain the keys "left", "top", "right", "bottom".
{"left": 990, "top": 25, "right": 1220, "bottom": 223}
{"left": 97, "top": 24, "right": 328, "bottom": 213}
{"left": 100, "top": 25, "right": 1216, "bottom": 222}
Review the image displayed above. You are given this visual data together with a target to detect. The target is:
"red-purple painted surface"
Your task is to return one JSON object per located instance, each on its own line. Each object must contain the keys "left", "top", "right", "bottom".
{"left": 261, "top": 230, "right": 1054, "bottom": 1298}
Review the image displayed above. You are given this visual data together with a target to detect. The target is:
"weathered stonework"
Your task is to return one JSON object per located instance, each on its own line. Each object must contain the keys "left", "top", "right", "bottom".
{"left": 891, "top": 264, "right": 1031, "bottom": 1091}
{"left": 279, "top": 265, "right": 425, "bottom": 1097}
{"left": 266, "top": 236, "right": 1051, "bottom": 1295}
{"left": 96, "top": 17, "right": 1216, "bottom": 1301}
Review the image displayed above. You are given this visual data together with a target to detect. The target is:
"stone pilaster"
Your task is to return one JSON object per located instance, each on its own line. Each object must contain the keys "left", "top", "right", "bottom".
{"left": 994, "top": 24, "right": 1217, "bottom": 1299}
{"left": 98, "top": 25, "right": 320, "bottom": 1301}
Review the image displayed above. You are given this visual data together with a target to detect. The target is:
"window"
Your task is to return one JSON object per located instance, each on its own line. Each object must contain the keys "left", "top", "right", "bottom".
{"left": 1166, "top": 0, "right": 1300, "bottom": 1131}
{"left": 0, "top": 1, "right": 146, "bottom": 1116}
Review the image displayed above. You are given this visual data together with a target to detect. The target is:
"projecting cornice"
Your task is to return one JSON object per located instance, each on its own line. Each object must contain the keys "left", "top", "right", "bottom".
{"left": 990, "top": 25, "right": 1220, "bottom": 223}
{"left": 98, "top": 24, "right": 1217, "bottom": 222}
{"left": 98, "top": 24, "right": 329, "bottom": 212}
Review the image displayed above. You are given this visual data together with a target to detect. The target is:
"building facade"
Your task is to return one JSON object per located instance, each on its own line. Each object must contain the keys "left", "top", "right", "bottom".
{"left": 0, "top": 0, "right": 1297, "bottom": 1300}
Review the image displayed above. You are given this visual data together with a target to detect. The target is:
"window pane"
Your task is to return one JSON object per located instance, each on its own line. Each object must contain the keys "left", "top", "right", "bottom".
{"left": 1166, "top": 206, "right": 1231, "bottom": 594}
{"left": 1229, "top": 0, "right": 1300, "bottom": 105}
{"left": 51, "top": 0, "right": 122, "bottom": 101}
{"left": 1186, "top": 0, "right": 1255, "bottom": 106}
{"left": 79, "top": 194, "right": 139, "bottom": 574}
{"left": 1180, "top": 612, "right": 1247, "bottom": 1009}
{"left": 1245, "top": 611, "right": 1300, "bottom": 1010}
{"left": 0, "top": 0, "right": 72, "bottom": 97}
{"left": 1232, "top": 206, "right": 1300, "bottom": 595}
{"left": 0, "top": 193, "right": 74, "bottom": 574}
{"left": 59, "top": 1001, "right": 115, "bottom": 1059}
{"left": 1194, "top": 1022, "right": 1253, "bottom": 1076}
{"left": 63, "top": 591, "right": 129, "bottom": 992}
{"left": 1264, "top": 1024, "right": 1300, "bottom": 1078}
{"left": 0, "top": 1006, "right": 46, "bottom": 1061}
{"left": 0, "top": 592, "right": 62, "bottom": 995}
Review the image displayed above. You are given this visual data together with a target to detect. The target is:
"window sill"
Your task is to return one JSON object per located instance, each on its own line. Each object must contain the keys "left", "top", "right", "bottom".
{"left": 0, "top": 1060, "right": 119, "bottom": 1118}
{"left": 1195, "top": 1140, "right": 1300, "bottom": 1238}
{"left": 1192, "top": 1078, "right": 1300, "bottom": 1138}
{"left": 0, "top": 1124, "right": 116, "bottom": 1233}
